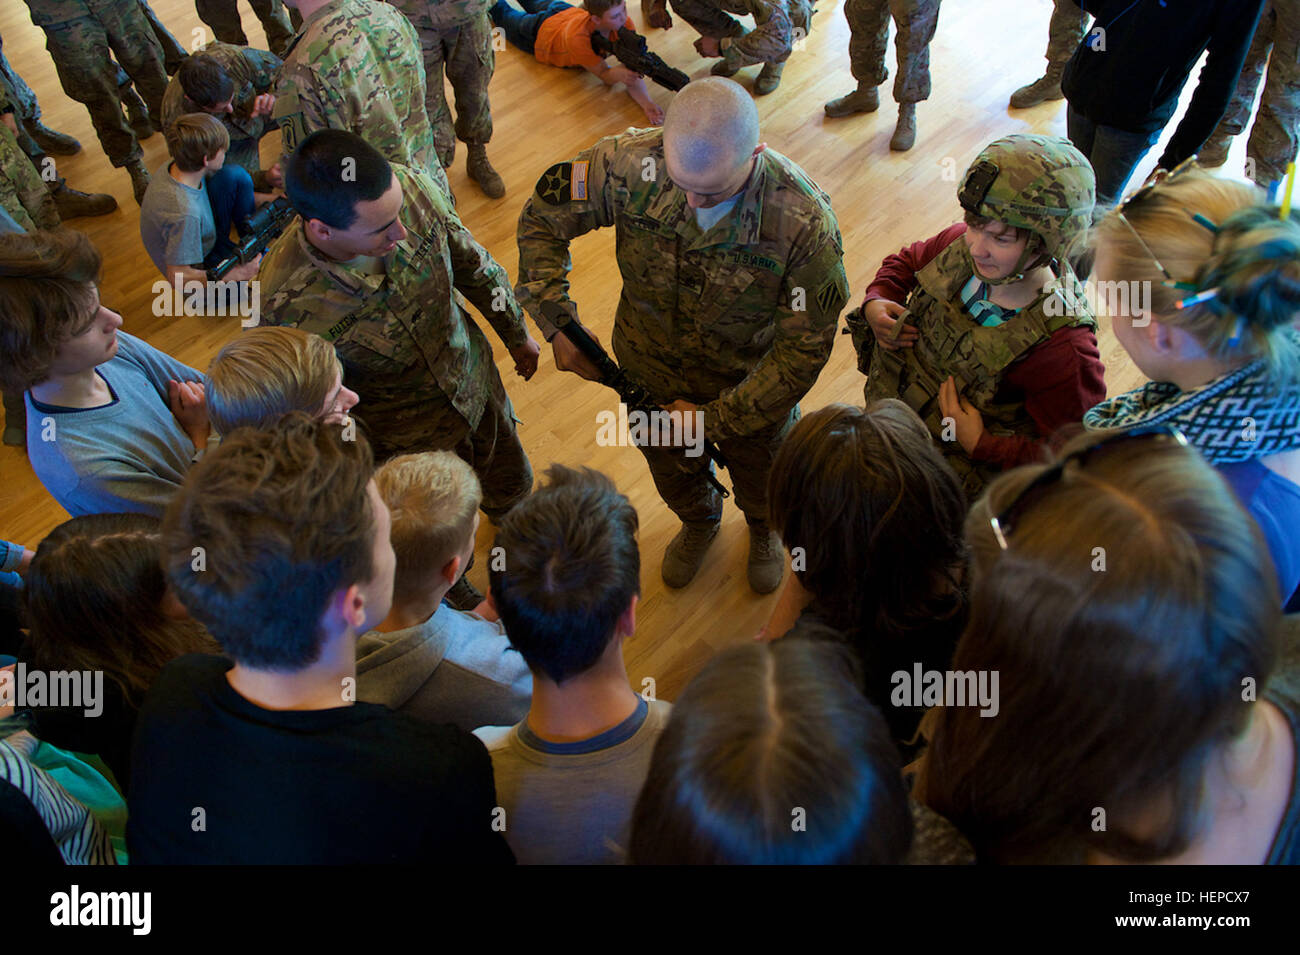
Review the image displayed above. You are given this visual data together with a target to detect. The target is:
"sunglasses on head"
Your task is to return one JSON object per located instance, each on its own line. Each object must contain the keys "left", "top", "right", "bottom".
{"left": 1112, "top": 156, "right": 1206, "bottom": 284}
{"left": 989, "top": 425, "right": 1190, "bottom": 551}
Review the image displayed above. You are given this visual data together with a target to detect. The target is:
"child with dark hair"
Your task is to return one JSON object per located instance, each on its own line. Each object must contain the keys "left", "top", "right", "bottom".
{"left": 0, "top": 229, "right": 211, "bottom": 518}
{"left": 489, "top": 0, "right": 665, "bottom": 124}
{"left": 916, "top": 429, "right": 1300, "bottom": 864}
{"left": 1086, "top": 167, "right": 1300, "bottom": 608}
{"left": 127, "top": 413, "right": 513, "bottom": 864}
{"left": 764, "top": 399, "right": 965, "bottom": 752}
{"left": 478, "top": 463, "right": 669, "bottom": 864}
{"left": 161, "top": 42, "right": 283, "bottom": 192}
{"left": 629, "top": 627, "right": 972, "bottom": 864}
{"left": 21, "top": 512, "right": 217, "bottom": 790}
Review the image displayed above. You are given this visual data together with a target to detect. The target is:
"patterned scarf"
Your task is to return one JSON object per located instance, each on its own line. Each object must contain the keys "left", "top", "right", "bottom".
{"left": 1084, "top": 344, "right": 1300, "bottom": 464}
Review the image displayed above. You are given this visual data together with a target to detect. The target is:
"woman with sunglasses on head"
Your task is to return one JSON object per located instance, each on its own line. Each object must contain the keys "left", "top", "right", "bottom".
{"left": 914, "top": 429, "right": 1300, "bottom": 864}
{"left": 1086, "top": 166, "right": 1300, "bottom": 608}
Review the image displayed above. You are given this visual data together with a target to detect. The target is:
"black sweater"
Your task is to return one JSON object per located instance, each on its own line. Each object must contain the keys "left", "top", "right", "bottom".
{"left": 1062, "top": 0, "right": 1266, "bottom": 170}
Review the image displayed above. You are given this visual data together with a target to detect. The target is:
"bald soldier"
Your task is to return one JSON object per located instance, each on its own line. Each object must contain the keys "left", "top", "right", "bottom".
{"left": 273, "top": 0, "right": 452, "bottom": 198}
{"left": 516, "top": 78, "right": 849, "bottom": 594}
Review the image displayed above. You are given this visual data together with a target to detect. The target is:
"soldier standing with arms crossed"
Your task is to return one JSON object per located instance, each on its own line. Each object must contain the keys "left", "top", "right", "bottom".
{"left": 515, "top": 78, "right": 849, "bottom": 594}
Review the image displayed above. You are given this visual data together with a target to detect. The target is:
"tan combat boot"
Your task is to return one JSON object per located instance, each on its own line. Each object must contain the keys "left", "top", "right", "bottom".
{"left": 890, "top": 102, "right": 917, "bottom": 151}
{"left": 754, "top": 61, "right": 784, "bottom": 96}
{"left": 746, "top": 523, "right": 783, "bottom": 594}
{"left": 1009, "top": 64, "right": 1065, "bottom": 109}
{"left": 466, "top": 143, "right": 505, "bottom": 199}
{"left": 661, "top": 520, "right": 721, "bottom": 588}
{"left": 824, "top": 85, "right": 880, "bottom": 118}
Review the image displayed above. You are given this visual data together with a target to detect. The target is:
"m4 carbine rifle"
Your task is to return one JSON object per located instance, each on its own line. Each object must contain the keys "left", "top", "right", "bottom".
{"left": 590, "top": 27, "right": 689, "bottom": 92}
{"left": 206, "top": 196, "right": 295, "bottom": 281}
{"left": 542, "top": 301, "right": 731, "bottom": 498}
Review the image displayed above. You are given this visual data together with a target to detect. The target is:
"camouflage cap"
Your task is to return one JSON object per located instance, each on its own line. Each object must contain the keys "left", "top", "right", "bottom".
{"left": 958, "top": 134, "right": 1096, "bottom": 263}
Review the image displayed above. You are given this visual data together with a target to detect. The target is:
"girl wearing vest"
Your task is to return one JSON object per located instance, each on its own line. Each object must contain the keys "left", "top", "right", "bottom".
{"left": 847, "top": 134, "right": 1107, "bottom": 498}
{"left": 1085, "top": 166, "right": 1300, "bottom": 609}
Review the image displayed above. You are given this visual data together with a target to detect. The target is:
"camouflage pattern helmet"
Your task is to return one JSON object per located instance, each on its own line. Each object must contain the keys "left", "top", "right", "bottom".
{"left": 958, "top": 134, "right": 1096, "bottom": 265}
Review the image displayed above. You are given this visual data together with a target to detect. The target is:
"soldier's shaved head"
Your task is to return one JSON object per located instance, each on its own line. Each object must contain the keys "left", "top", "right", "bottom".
{"left": 663, "top": 78, "right": 760, "bottom": 180}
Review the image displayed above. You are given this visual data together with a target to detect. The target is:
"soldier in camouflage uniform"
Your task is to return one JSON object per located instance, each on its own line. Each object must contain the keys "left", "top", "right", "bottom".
{"left": 258, "top": 129, "right": 540, "bottom": 520}
{"left": 1198, "top": 0, "right": 1299, "bottom": 187}
{"left": 848, "top": 135, "right": 1104, "bottom": 498}
{"left": 0, "top": 34, "right": 118, "bottom": 220}
{"left": 274, "top": 0, "right": 452, "bottom": 198}
{"left": 669, "top": 0, "right": 813, "bottom": 95}
{"left": 163, "top": 42, "right": 282, "bottom": 190}
{"left": 516, "top": 78, "right": 849, "bottom": 593}
{"left": 1008, "top": 0, "right": 1088, "bottom": 109}
{"left": 389, "top": 0, "right": 504, "bottom": 198}
{"left": 22, "top": 0, "right": 171, "bottom": 203}
{"left": 823, "top": 0, "right": 941, "bottom": 152}
{"left": 195, "top": 0, "right": 296, "bottom": 57}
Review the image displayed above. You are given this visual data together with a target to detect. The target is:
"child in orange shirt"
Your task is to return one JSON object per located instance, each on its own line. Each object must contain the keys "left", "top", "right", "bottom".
{"left": 490, "top": 0, "right": 666, "bottom": 124}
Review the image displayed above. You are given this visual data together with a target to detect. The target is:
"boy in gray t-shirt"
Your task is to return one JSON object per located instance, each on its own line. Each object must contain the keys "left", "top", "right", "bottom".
{"left": 139, "top": 113, "right": 260, "bottom": 282}
{"left": 475, "top": 464, "right": 668, "bottom": 864}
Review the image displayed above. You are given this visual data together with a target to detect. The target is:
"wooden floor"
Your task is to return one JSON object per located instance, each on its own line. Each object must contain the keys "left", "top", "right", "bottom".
{"left": 0, "top": 0, "right": 1255, "bottom": 700}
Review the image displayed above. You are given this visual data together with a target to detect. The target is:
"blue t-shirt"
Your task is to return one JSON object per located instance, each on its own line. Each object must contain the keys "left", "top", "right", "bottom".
{"left": 1219, "top": 459, "right": 1300, "bottom": 610}
{"left": 25, "top": 332, "right": 202, "bottom": 518}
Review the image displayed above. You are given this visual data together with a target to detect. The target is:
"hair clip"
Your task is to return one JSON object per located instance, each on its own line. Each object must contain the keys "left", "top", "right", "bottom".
{"left": 1227, "top": 315, "right": 1247, "bottom": 347}
{"left": 1161, "top": 279, "right": 1199, "bottom": 291}
{"left": 1190, "top": 212, "right": 1220, "bottom": 234}
{"left": 1174, "top": 287, "right": 1219, "bottom": 310}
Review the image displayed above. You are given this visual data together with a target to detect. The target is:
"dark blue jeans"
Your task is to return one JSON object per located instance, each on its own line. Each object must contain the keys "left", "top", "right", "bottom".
{"left": 489, "top": 0, "right": 574, "bottom": 54}
{"left": 1066, "top": 104, "right": 1163, "bottom": 208}
{"left": 203, "top": 164, "right": 256, "bottom": 267}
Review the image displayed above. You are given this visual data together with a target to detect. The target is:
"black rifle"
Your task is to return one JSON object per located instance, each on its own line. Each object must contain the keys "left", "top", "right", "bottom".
{"left": 542, "top": 301, "right": 731, "bottom": 499}
{"left": 590, "top": 27, "right": 689, "bottom": 92}
{"left": 206, "top": 196, "right": 295, "bottom": 281}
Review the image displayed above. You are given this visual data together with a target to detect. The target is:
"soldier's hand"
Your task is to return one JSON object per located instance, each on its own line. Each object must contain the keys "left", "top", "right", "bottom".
{"left": 0, "top": 112, "right": 17, "bottom": 136}
{"left": 265, "top": 162, "right": 284, "bottom": 189}
{"left": 551, "top": 332, "right": 603, "bottom": 382}
{"left": 694, "top": 36, "right": 721, "bottom": 57}
{"left": 864, "top": 299, "right": 916, "bottom": 350}
{"left": 510, "top": 337, "right": 541, "bottom": 381}
{"left": 252, "top": 93, "right": 276, "bottom": 117}
{"left": 228, "top": 254, "right": 264, "bottom": 283}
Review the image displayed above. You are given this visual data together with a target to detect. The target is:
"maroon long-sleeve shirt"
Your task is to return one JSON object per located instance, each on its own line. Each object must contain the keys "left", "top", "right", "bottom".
{"left": 864, "top": 224, "right": 1107, "bottom": 471}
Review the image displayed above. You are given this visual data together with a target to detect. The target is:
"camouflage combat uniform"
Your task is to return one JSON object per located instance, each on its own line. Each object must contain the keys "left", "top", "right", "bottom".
{"left": 388, "top": 0, "right": 496, "bottom": 168}
{"left": 195, "top": 0, "right": 296, "bottom": 57}
{"left": 1042, "top": 0, "right": 1087, "bottom": 72}
{"left": 516, "top": 126, "right": 849, "bottom": 528}
{"left": 257, "top": 161, "right": 533, "bottom": 515}
{"left": 22, "top": 0, "right": 169, "bottom": 168}
{"left": 0, "top": 89, "right": 58, "bottom": 232}
{"left": 853, "top": 135, "right": 1097, "bottom": 497}
{"left": 162, "top": 42, "right": 282, "bottom": 189}
{"left": 843, "top": 0, "right": 941, "bottom": 104}
{"left": 1205, "top": 0, "right": 1300, "bottom": 185}
{"left": 669, "top": 0, "right": 813, "bottom": 70}
{"left": 272, "top": 0, "right": 451, "bottom": 197}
